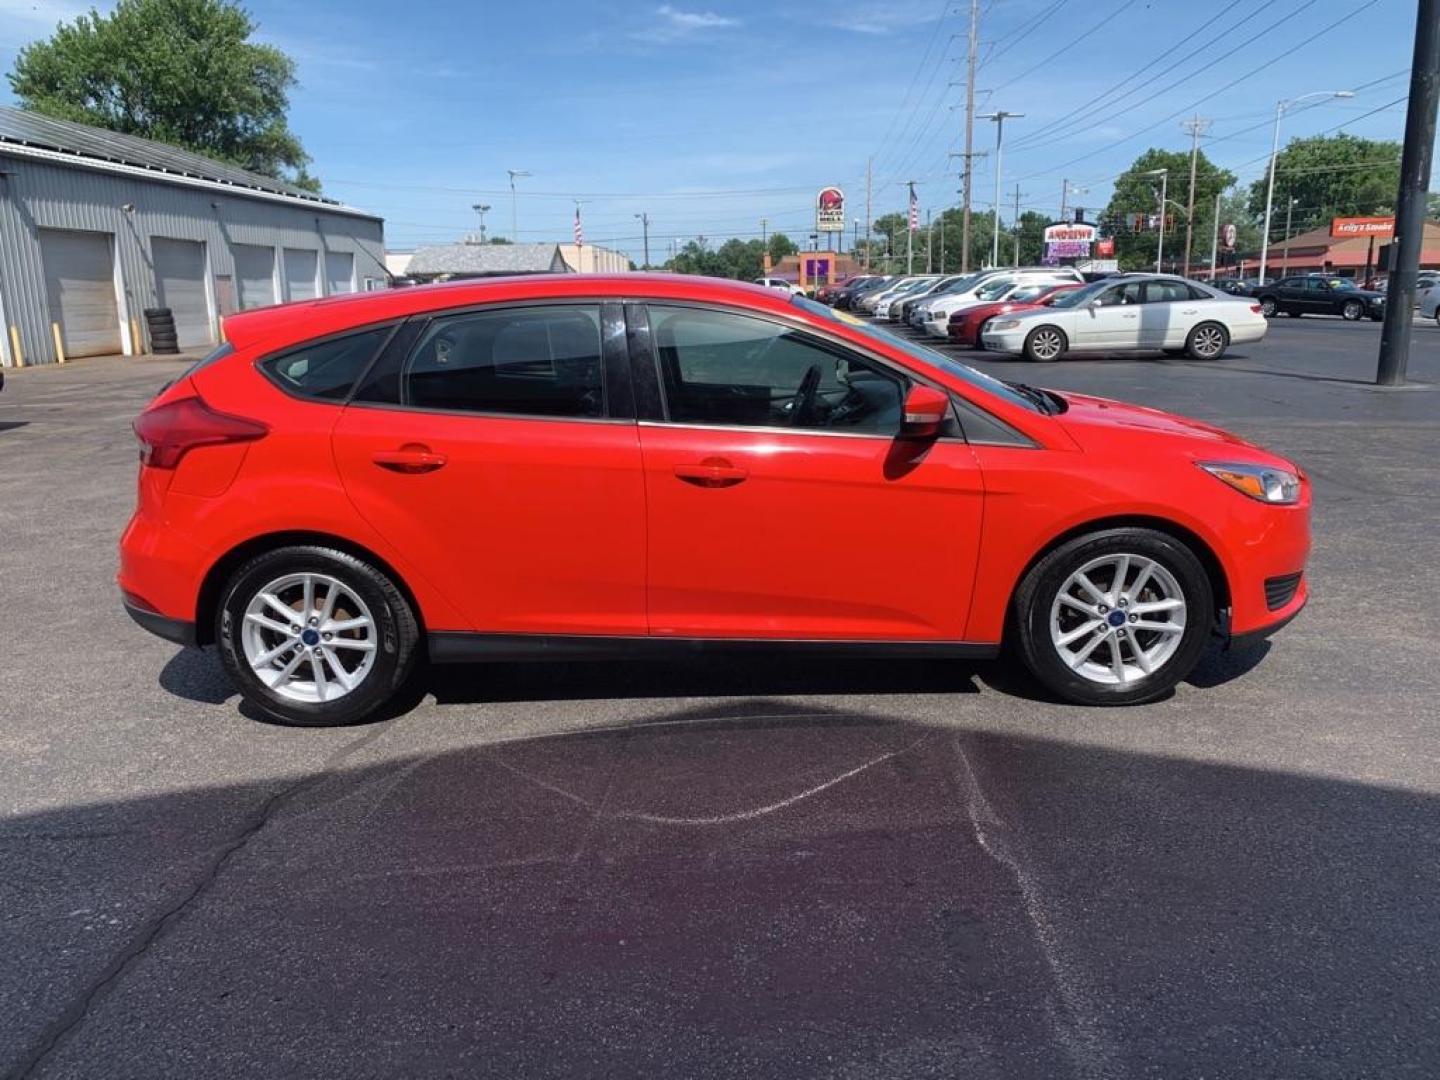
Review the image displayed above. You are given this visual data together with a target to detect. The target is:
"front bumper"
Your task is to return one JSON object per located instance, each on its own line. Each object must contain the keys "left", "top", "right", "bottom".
{"left": 980, "top": 329, "right": 1026, "bottom": 353}
{"left": 1228, "top": 580, "right": 1307, "bottom": 651}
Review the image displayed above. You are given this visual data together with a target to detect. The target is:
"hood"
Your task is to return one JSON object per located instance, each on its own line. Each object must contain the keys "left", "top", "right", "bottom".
{"left": 1053, "top": 391, "right": 1293, "bottom": 465}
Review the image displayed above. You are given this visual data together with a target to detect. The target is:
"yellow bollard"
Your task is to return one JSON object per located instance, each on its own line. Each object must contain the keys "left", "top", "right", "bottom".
{"left": 51, "top": 322, "right": 66, "bottom": 364}
{"left": 130, "top": 317, "right": 142, "bottom": 356}
{"left": 8, "top": 325, "right": 24, "bottom": 368}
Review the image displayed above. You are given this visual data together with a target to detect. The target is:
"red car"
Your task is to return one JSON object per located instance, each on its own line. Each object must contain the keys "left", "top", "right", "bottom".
{"left": 949, "top": 282, "right": 1083, "bottom": 347}
{"left": 121, "top": 275, "right": 1309, "bottom": 725}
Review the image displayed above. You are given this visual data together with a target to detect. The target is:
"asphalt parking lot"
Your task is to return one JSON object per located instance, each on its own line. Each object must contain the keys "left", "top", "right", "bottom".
{"left": 2, "top": 317, "right": 1438, "bottom": 1079}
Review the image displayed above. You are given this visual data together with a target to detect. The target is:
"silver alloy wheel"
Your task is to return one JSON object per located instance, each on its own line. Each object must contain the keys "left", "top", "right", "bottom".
{"left": 1029, "top": 327, "right": 1064, "bottom": 360}
{"left": 1260, "top": 298, "right": 1276, "bottom": 317}
{"left": 1342, "top": 300, "right": 1363, "bottom": 321}
{"left": 241, "top": 572, "right": 377, "bottom": 704}
{"left": 1049, "top": 554, "right": 1187, "bottom": 686}
{"left": 1191, "top": 324, "right": 1225, "bottom": 359}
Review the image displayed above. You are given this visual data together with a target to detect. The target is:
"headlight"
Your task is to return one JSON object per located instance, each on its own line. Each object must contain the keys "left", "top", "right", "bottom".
{"left": 1199, "top": 461, "right": 1302, "bottom": 504}
{"left": 989, "top": 318, "right": 1021, "bottom": 331}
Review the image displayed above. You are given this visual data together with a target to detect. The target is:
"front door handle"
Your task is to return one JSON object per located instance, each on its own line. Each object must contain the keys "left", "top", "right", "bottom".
{"left": 372, "top": 444, "right": 447, "bottom": 474}
{"left": 674, "top": 458, "right": 748, "bottom": 488}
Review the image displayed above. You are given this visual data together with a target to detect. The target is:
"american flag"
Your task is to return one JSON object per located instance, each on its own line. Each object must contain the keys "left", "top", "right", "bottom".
{"left": 573, "top": 205, "right": 583, "bottom": 247}
{"left": 908, "top": 187, "right": 919, "bottom": 232}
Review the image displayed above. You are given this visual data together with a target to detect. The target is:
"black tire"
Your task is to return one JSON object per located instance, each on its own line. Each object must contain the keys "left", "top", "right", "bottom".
{"left": 1258, "top": 297, "right": 1277, "bottom": 317}
{"left": 1341, "top": 299, "right": 1364, "bottom": 321}
{"left": 1023, "top": 324, "right": 1067, "bottom": 362}
{"left": 1184, "top": 321, "right": 1228, "bottom": 361}
{"left": 217, "top": 545, "right": 420, "bottom": 726}
{"left": 1012, "top": 527, "right": 1215, "bottom": 706}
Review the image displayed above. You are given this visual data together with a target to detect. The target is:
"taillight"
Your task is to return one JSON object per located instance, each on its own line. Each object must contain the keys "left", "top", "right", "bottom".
{"left": 1250, "top": 304, "right": 1263, "bottom": 313}
{"left": 133, "top": 394, "right": 268, "bottom": 469}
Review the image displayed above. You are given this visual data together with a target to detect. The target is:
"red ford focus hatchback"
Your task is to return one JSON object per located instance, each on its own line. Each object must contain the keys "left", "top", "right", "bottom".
{"left": 120, "top": 274, "right": 1309, "bottom": 725}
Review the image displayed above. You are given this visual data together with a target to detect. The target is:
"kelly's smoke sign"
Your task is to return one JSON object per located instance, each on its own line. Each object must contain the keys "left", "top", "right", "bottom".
{"left": 816, "top": 187, "right": 845, "bottom": 233}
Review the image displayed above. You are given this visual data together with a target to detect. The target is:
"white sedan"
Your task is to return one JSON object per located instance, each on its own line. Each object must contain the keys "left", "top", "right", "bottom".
{"left": 980, "top": 275, "right": 1267, "bottom": 362}
{"left": 1419, "top": 283, "right": 1440, "bottom": 322}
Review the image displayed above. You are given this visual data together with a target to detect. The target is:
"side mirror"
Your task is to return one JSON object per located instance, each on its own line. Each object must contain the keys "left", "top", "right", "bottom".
{"left": 1088, "top": 297, "right": 1103, "bottom": 308}
{"left": 900, "top": 384, "right": 949, "bottom": 439}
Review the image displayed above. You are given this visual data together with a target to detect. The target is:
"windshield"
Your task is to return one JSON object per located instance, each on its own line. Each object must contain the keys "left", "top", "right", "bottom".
{"left": 1046, "top": 279, "right": 1114, "bottom": 309}
{"left": 976, "top": 280, "right": 1015, "bottom": 301}
{"left": 1009, "top": 284, "right": 1051, "bottom": 302}
{"left": 792, "top": 296, "right": 1044, "bottom": 414}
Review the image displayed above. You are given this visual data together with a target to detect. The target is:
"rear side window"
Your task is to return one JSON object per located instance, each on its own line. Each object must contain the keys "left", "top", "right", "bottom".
{"left": 400, "top": 305, "right": 604, "bottom": 418}
{"left": 263, "top": 328, "right": 390, "bottom": 401}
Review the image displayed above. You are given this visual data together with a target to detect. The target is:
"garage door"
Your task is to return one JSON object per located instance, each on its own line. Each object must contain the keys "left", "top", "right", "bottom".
{"left": 284, "top": 248, "right": 318, "bottom": 301}
{"left": 39, "top": 229, "right": 121, "bottom": 358}
{"left": 325, "top": 251, "right": 355, "bottom": 295}
{"left": 232, "top": 244, "right": 276, "bottom": 309}
{"left": 151, "top": 238, "right": 213, "bottom": 349}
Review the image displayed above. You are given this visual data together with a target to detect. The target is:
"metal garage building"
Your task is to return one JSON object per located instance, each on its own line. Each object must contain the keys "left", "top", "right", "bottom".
{"left": 0, "top": 106, "right": 386, "bottom": 367}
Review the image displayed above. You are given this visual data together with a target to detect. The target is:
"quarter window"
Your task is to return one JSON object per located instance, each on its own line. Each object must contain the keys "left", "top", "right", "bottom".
{"left": 399, "top": 305, "right": 605, "bottom": 418}
{"left": 263, "top": 327, "right": 390, "bottom": 400}
{"left": 649, "top": 305, "right": 906, "bottom": 434}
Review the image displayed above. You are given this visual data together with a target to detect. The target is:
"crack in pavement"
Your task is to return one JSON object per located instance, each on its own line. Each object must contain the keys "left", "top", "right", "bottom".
{"left": 6, "top": 719, "right": 399, "bottom": 1080}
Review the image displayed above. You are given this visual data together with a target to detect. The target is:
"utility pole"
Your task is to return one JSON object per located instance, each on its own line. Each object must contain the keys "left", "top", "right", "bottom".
{"left": 1281, "top": 197, "right": 1297, "bottom": 274}
{"left": 1181, "top": 114, "right": 1211, "bottom": 278}
{"left": 939, "top": 210, "right": 946, "bottom": 273}
{"left": 634, "top": 211, "right": 650, "bottom": 268}
{"left": 506, "top": 169, "right": 531, "bottom": 243}
{"left": 1209, "top": 191, "right": 1221, "bottom": 279}
{"left": 961, "top": 0, "right": 979, "bottom": 272}
{"left": 1059, "top": 179, "right": 1068, "bottom": 224}
{"left": 1378, "top": 0, "right": 1440, "bottom": 384}
{"left": 925, "top": 208, "right": 933, "bottom": 272}
{"left": 979, "top": 111, "right": 1023, "bottom": 268}
{"left": 1012, "top": 184, "right": 1023, "bottom": 267}
{"left": 905, "top": 180, "right": 917, "bottom": 274}
{"left": 864, "top": 156, "right": 873, "bottom": 271}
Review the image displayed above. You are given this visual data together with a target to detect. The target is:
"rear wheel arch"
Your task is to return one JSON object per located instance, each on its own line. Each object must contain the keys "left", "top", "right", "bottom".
{"left": 195, "top": 531, "right": 426, "bottom": 647}
{"left": 1006, "top": 514, "right": 1231, "bottom": 635}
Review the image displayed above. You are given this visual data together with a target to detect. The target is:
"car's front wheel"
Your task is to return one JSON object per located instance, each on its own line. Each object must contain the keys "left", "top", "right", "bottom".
{"left": 1023, "top": 325, "right": 1067, "bottom": 362}
{"left": 1341, "top": 299, "right": 1364, "bottom": 321}
{"left": 1258, "top": 297, "right": 1277, "bottom": 317}
{"left": 1013, "top": 528, "right": 1215, "bottom": 706}
{"left": 217, "top": 545, "right": 419, "bottom": 726}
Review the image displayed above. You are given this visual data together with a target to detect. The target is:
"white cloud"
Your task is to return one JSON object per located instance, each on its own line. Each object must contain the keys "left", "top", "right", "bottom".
{"left": 633, "top": 5, "right": 739, "bottom": 42}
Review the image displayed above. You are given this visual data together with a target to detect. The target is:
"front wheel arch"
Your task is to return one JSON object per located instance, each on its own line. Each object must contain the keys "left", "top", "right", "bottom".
{"left": 1004, "top": 514, "right": 1231, "bottom": 641}
{"left": 195, "top": 531, "right": 426, "bottom": 647}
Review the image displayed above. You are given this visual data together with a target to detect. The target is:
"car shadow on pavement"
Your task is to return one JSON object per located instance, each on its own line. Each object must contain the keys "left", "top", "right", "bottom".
{"left": 5, "top": 706, "right": 1439, "bottom": 1078}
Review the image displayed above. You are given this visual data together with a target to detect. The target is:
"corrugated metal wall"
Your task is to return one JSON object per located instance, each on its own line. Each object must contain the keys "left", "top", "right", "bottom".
{"left": 0, "top": 151, "right": 385, "bottom": 366}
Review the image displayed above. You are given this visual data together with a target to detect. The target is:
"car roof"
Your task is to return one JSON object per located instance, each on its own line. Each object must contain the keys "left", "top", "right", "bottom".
{"left": 221, "top": 273, "right": 795, "bottom": 352}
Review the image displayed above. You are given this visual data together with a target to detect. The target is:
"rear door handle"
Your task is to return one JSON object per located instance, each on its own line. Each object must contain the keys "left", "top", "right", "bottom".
{"left": 674, "top": 459, "right": 748, "bottom": 488}
{"left": 372, "top": 445, "right": 447, "bottom": 474}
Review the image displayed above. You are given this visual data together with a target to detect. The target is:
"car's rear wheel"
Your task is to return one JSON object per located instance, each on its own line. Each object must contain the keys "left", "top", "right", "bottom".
{"left": 1024, "top": 325, "right": 1067, "bottom": 362}
{"left": 1185, "top": 321, "right": 1228, "bottom": 361}
{"left": 1258, "top": 297, "right": 1277, "bottom": 317}
{"left": 1013, "top": 528, "right": 1214, "bottom": 706}
{"left": 1341, "top": 299, "right": 1364, "bottom": 321}
{"left": 217, "top": 546, "right": 419, "bottom": 726}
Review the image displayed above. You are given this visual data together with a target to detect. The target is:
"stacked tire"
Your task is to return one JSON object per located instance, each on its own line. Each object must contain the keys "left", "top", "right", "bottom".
{"left": 144, "top": 308, "right": 179, "bottom": 354}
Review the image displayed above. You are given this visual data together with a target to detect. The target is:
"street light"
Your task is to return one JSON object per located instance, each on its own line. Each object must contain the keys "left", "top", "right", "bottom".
{"left": 1141, "top": 168, "right": 1168, "bottom": 272}
{"left": 979, "top": 111, "right": 1024, "bottom": 267}
{"left": 471, "top": 203, "right": 490, "bottom": 242}
{"left": 634, "top": 212, "right": 650, "bottom": 269}
{"left": 1259, "top": 90, "right": 1354, "bottom": 282}
{"left": 506, "top": 169, "right": 532, "bottom": 243}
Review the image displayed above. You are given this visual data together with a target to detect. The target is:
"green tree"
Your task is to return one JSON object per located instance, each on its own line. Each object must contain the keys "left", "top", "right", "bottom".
{"left": 1101, "top": 148, "right": 1235, "bottom": 272}
{"left": 766, "top": 233, "right": 798, "bottom": 261}
{"left": 1245, "top": 134, "right": 1401, "bottom": 239}
{"left": 9, "top": 0, "right": 318, "bottom": 190}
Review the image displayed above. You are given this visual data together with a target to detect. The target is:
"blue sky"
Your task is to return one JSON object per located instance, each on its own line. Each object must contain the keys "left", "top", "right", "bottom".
{"left": 0, "top": 0, "right": 1422, "bottom": 261}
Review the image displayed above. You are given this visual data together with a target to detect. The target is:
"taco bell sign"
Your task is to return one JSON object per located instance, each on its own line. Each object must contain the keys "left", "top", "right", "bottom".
{"left": 816, "top": 187, "right": 845, "bottom": 233}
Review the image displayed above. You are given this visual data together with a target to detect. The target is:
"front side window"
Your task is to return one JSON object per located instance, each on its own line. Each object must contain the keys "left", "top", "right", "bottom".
{"left": 400, "top": 305, "right": 604, "bottom": 418}
{"left": 263, "top": 327, "right": 391, "bottom": 401}
{"left": 1096, "top": 282, "right": 1144, "bottom": 306}
{"left": 650, "top": 305, "right": 905, "bottom": 434}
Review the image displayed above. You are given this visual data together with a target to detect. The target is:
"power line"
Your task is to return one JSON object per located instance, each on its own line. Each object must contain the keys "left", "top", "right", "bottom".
{"left": 988, "top": 0, "right": 1137, "bottom": 96}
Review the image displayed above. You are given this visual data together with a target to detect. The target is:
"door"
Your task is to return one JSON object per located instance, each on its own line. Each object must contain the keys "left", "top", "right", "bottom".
{"left": 331, "top": 303, "right": 646, "bottom": 634}
{"left": 1137, "top": 278, "right": 1193, "bottom": 347}
{"left": 635, "top": 303, "right": 984, "bottom": 640}
{"left": 325, "top": 251, "right": 355, "bottom": 295}
{"left": 1074, "top": 280, "right": 1143, "bottom": 350}
{"left": 151, "top": 237, "right": 214, "bottom": 349}
{"left": 1275, "top": 278, "right": 1306, "bottom": 313}
{"left": 284, "top": 248, "right": 319, "bottom": 301}
{"left": 39, "top": 228, "right": 121, "bottom": 358}
{"left": 232, "top": 244, "right": 276, "bottom": 309}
